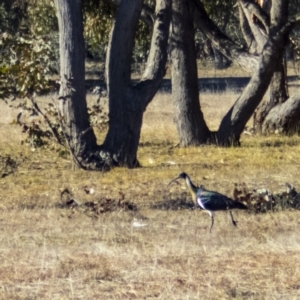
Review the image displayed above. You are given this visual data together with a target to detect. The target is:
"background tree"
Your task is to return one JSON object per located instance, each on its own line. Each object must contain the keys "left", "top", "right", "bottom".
{"left": 53, "top": 0, "right": 171, "bottom": 169}
{"left": 201, "top": 0, "right": 237, "bottom": 69}
{"left": 172, "top": 0, "right": 297, "bottom": 146}
{"left": 238, "top": 0, "right": 289, "bottom": 132}
{"left": 103, "top": 0, "right": 171, "bottom": 167}
{"left": 2, "top": 0, "right": 300, "bottom": 168}
{"left": 170, "top": 0, "right": 210, "bottom": 146}
{"left": 0, "top": 0, "right": 58, "bottom": 99}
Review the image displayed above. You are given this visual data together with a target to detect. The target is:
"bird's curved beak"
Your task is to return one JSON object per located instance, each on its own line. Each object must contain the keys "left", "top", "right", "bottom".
{"left": 166, "top": 177, "right": 181, "bottom": 188}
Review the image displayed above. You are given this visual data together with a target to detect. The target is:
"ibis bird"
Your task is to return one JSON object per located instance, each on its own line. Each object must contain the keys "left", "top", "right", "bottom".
{"left": 167, "top": 172, "right": 248, "bottom": 232}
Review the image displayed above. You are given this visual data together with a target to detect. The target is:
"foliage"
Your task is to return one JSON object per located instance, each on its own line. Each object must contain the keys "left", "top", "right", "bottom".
{"left": 0, "top": 0, "right": 59, "bottom": 99}
{"left": 15, "top": 94, "right": 109, "bottom": 150}
{"left": 26, "top": 0, "right": 59, "bottom": 65}
{"left": 0, "top": 0, "right": 26, "bottom": 34}
{"left": 88, "top": 99, "right": 109, "bottom": 132}
{"left": 132, "top": 20, "right": 151, "bottom": 65}
{"left": 83, "top": 0, "right": 152, "bottom": 64}
{"left": 15, "top": 97, "right": 64, "bottom": 148}
{"left": 0, "top": 32, "right": 57, "bottom": 99}
{"left": 26, "top": 0, "right": 58, "bottom": 36}
{"left": 83, "top": 0, "right": 116, "bottom": 60}
{"left": 0, "top": 0, "right": 60, "bottom": 147}
{"left": 193, "top": 1, "right": 243, "bottom": 63}
{"left": 202, "top": 0, "right": 241, "bottom": 40}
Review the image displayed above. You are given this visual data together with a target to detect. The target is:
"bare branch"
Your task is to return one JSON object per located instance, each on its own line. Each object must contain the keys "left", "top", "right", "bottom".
{"left": 29, "top": 96, "right": 65, "bottom": 146}
{"left": 191, "top": 0, "right": 259, "bottom": 73}
{"left": 135, "top": 0, "right": 172, "bottom": 102}
{"left": 239, "top": 0, "right": 268, "bottom": 51}
{"left": 239, "top": 0, "right": 270, "bottom": 33}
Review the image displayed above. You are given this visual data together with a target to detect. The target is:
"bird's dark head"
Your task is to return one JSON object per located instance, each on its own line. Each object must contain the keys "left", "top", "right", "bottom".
{"left": 177, "top": 172, "right": 188, "bottom": 179}
{"left": 166, "top": 172, "right": 189, "bottom": 188}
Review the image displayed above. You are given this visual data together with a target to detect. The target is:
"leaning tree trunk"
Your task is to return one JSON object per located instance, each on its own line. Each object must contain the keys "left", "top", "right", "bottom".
{"left": 238, "top": 2, "right": 258, "bottom": 54}
{"left": 54, "top": 0, "right": 99, "bottom": 169}
{"left": 239, "top": 0, "right": 290, "bottom": 133}
{"left": 217, "top": 0, "right": 292, "bottom": 145}
{"left": 191, "top": 0, "right": 260, "bottom": 73}
{"left": 170, "top": 0, "right": 210, "bottom": 146}
{"left": 102, "top": 0, "right": 172, "bottom": 167}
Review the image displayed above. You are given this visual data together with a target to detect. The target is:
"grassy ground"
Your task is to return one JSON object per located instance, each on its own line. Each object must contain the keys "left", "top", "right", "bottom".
{"left": 1, "top": 85, "right": 300, "bottom": 299}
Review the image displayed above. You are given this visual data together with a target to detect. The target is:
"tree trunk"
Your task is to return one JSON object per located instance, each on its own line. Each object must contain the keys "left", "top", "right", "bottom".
{"left": 238, "top": 2, "right": 258, "bottom": 54}
{"left": 239, "top": 0, "right": 268, "bottom": 53}
{"left": 217, "top": 0, "right": 292, "bottom": 145}
{"left": 191, "top": 0, "right": 260, "bottom": 73}
{"left": 54, "top": 0, "right": 99, "bottom": 169}
{"left": 262, "top": 95, "right": 300, "bottom": 134}
{"left": 252, "top": 0, "right": 289, "bottom": 132}
{"left": 170, "top": 0, "right": 210, "bottom": 146}
{"left": 103, "top": 0, "right": 172, "bottom": 167}
{"left": 54, "top": 0, "right": 171, "bottom": 170}
{"left": 238, "top": 0, "right": 290, "bottom": 133}
{"left": 254, "top": 58, "right": 289, "bottom": 131}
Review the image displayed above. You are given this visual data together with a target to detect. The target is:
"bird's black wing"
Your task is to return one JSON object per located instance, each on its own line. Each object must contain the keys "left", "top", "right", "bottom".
{"left": 197, "top": 189, "right": 247, "bottom": 211}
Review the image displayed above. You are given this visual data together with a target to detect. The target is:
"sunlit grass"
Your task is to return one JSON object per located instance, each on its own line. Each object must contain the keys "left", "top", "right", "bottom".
{"left": 1, "top": 87, "right": 300, "bottom": 299}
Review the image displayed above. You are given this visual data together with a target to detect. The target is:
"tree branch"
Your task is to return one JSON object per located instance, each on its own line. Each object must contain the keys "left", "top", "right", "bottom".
{"left": 217, "top": 0, "right": 293, "bottom": 144}
{"left": 134, "top": 0, "right": 172, "bottom": 103}
{"left": 191, "top": 0, "right": 259, "bottom": 72}
{"left": 239, "top": 0, "right": 268, "bottom": 51}
{"left": 239, "top": 0, "right": 270, "bottom": 32}
{"left": 238, "top": 2, "right": 258, "bottom": 53}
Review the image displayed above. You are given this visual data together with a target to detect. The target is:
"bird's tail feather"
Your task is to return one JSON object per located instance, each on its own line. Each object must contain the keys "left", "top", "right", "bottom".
{"left": 229, "top": 201, "right": 248, "bottom": 210}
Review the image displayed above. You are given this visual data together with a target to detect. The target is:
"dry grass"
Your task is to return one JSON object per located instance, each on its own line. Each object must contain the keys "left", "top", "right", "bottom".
{"left": 1, "top": 84, "right": 300, "bottom": 299}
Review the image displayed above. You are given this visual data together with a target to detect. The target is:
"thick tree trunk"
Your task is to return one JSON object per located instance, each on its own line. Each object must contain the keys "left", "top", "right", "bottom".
{"left": 217, "top": 0, "right": 292, "bottom": 145}
{"left": 55, "top": 0, "right": 171, "bottom": 170}
{"left": 254, "top": 59, "right": 289, "bottom": 131}
{"left": 239, "top": 0, "right": 290, "bottom": 133}
{"left": 54, "top": 0, "right": 99, "bottom": 169}
{"left": 262, "top": 95, "right": 300, "bottom": 134}
{"left": 170, "top": 0, "right": 210, "bottom": 146}
{"left": 103, "top": 0, "right": 172, "bottom": 167}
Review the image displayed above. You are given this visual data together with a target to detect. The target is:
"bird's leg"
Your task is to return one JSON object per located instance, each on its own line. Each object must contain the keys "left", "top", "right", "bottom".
{"left": 207, "top": 211, "right": 215, "bottom": 233}
{"left": 209, "top": 216, "right": 214, "bottom": 233}
{"left": 229, "top": 211, "right": 237, "bottom": 227}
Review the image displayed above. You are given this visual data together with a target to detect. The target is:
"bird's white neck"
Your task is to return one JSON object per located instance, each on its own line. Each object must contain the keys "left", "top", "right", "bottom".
{"left": 185, "top": 175, "right": 198, "bottom": 203}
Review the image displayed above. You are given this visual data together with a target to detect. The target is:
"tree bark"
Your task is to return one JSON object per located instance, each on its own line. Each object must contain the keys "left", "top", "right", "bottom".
{"left": 191, "top": 0, "right": 260, "bottom": 73}
{"left": 262, "top": 95, "right": 300, "bottom": 134}
{"left": 54, "top": 0, "right": 171, "bottom": 170}
{"left": 247, "top": 0, "right": 289, "bottom": 132}
{"left": 54, "top": 0, "right": 99, "bottom": 169}
{"left": 239, "top": 0, "right": 268, "bottom": 53}
{"left": 103, "top": 0, "right": 172, "bottom": 167}
{"left": 238, "top": 3, "right": 258, "bottom": 54}
{"left": 217, "top": 0, "right": 292, "bottom": 145}
{"left": 254, "top": 59, "right": 289, "bottom": 132}
{"left": 170, "top": 0, "right": 210, "bottom": 146}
